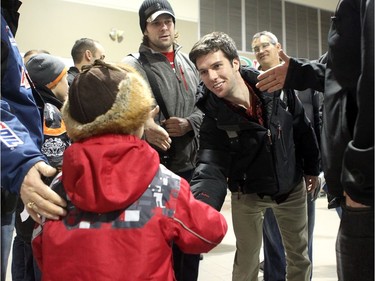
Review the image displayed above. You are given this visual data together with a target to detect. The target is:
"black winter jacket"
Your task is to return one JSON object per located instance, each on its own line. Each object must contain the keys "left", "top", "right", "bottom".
{"left": 190, "top": 66, "right": 320, "bottom": 211}
{"left": 284, "top": 0, "right": 374, "bottom": 206}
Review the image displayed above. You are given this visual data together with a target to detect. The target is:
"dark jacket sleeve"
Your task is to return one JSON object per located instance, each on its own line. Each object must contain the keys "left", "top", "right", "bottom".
{"left": 285, "top": 58, "right": 326, "bottom": 93}
{"left": 289, "top": 91, "right": 320, "bottom": 177}
{"left": 190, "top": 116, "right": 231, "bottom": 211}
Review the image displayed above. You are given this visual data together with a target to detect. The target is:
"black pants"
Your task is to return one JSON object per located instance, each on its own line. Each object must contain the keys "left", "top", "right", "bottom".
{"left": 336, "top": 203, "right": 374, "bottom": 281}
{"left": 173, "top": 169, "right": 201, "bottom": 281}
{"left": 172, "top": 244, "right": 200, "bottom": 281}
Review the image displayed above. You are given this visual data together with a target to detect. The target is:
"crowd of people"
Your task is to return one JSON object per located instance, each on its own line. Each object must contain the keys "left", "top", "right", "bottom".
{"left": 1, "top": 0, "right": 373, "bottom": 280}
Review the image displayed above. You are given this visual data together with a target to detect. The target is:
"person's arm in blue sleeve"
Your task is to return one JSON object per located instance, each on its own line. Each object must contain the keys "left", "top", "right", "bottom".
{"left": 2, "top": 0, "right": 67, "bottom": 224}
{"left": 1, "top": 100, "right": 67, "bottom": 223}
{"left": 1, "top": 100, "right": 46, "bottom": 193}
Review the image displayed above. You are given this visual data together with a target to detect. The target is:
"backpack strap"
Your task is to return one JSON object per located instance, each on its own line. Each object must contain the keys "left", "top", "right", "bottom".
{"left": 280, "top": 89, "right": 296, "bottom": 115}
{"left": 129, "top": 53, "right": 170, "bottom": 119}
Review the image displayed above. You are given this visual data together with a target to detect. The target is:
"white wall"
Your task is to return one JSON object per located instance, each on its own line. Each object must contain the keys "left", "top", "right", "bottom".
{"left": 16, "top": 0, "right": 198, "bottom": 63}
{"left": 62, "top": 0, "right": 200, "bottom": 21}
{"left": 15, "top": 0, "right": 335, "bottom": 64}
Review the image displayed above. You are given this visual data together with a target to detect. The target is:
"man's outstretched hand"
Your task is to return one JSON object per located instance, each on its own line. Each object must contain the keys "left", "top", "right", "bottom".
{"left": 144, "top": 105, "right": 172, "bottom": 151}
{"left": 256, "top": 50, "right": 290, "bottom": 93}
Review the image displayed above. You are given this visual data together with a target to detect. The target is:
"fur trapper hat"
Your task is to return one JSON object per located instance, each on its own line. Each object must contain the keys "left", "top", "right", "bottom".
{"left": 61, "top": 60, "right": 154, "bottom": 141}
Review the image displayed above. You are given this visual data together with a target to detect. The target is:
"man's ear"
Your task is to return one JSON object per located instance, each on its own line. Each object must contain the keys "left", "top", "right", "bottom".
{"left": 233, "top": 58, "right": 240, "bottom": 71}
{"left": 84, "top": 50, "right": 92, "bottom": 61}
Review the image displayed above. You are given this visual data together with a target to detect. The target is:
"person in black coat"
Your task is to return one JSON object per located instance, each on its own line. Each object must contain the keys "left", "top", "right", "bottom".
{"left": 189, "top": 31, "right": 320, "bottom": 281}
{"left": 256, "top": 0, "right": 374, "bottom": 279}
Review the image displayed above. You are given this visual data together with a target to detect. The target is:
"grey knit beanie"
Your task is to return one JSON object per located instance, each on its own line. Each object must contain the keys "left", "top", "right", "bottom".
{"left": 26, "top": 53, "right": 67, "bottom": 89}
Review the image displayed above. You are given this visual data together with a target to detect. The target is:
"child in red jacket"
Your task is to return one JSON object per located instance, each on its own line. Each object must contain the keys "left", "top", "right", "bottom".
{"left": 32, "top": 60, "right": 227, "bottom": 281}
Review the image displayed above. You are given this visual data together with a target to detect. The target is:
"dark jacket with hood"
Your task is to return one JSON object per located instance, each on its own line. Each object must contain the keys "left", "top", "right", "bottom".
{"left": 190, "top": 66, "right": 320, "bottom": 211}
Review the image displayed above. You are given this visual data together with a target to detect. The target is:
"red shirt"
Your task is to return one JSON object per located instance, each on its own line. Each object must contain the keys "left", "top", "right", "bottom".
{"left": 225, "top": 82, "right": 264, "bottom": 125}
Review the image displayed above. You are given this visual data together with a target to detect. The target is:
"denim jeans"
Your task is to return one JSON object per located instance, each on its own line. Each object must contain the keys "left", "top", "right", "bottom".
{"left": 11, "top": 235, "right": 41, "bottom": 281}
{"left": 1, "top": 212, "right": 15, "bottom": 281}
{"left": 263, "top": 192, "right": 315, "bottom": 281}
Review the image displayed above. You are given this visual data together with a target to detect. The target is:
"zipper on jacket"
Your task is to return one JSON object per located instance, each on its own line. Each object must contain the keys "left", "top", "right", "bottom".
{"left": 178, "top": 63, "right": 189, "bottom": 91}
{"left": 277, "top": 124, "right": 281, "bottom": 139}
{"left": 267, "top": 129, "right": 273, "bottom": 145}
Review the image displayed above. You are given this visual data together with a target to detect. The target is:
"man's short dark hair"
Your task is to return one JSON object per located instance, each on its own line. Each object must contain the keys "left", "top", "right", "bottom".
{"left": 189, "top": 32, "right": 239, "bottom": 67}
{"left": 71, "top": 38, "right": 98, "bottom": 64}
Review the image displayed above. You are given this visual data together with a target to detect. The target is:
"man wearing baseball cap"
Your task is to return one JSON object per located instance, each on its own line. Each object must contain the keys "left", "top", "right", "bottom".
{"left": 122, "top": 1, "right": 203, "bottom": 280}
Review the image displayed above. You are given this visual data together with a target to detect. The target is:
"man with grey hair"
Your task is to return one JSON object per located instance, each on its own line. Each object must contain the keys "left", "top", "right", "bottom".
{"left": 252, "top": 30, "right": 321, "bottom": 281}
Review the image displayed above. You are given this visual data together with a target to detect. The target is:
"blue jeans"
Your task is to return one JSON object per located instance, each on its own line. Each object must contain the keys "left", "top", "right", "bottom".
{"left": 11, "top": 235, "right": 41, "bottom": 281}
{"left": 263, "top": 193, "right": 315, "bottom": 281}
{"left": 1, "top": 212, "right": 15, "bottom": 281}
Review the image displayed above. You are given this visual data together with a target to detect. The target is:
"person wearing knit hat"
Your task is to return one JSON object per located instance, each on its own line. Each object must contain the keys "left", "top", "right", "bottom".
{"left": 31, "top": 60, "right": 228, "bottom": 281}
{"left": 139, "top": 0, "right": 175, "bottom": 34}
{"left": 122, "top": 1, "right": 203, "bottom": 279}
{"left": 13, "top": 52, "right": 71, "bottom": 281}
{"left": 26, "top": 53, "right": 69, "bottom": 106}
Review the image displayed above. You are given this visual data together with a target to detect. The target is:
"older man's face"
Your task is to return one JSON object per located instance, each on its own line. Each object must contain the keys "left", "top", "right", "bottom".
{"left": 252, "top": 35, "right": 281, "bottom": 70}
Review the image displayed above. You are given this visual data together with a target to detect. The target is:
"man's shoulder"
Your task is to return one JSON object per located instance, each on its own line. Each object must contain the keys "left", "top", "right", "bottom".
{"left": 122, "top": 53, "right": 139, "bottom": 62}
{"left": 121, "top": 54, "right": 144, "bottom": 73}
{"left": 240, "top": 66, "right": 261, "bottom": 84}
{"left": 67, "top": 66, "right": 79, "bottom": 74}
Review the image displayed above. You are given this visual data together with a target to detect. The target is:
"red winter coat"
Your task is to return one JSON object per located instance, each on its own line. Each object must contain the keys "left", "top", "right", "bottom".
{"left": 32, "top": 134, "right": 227, "bottom": 281}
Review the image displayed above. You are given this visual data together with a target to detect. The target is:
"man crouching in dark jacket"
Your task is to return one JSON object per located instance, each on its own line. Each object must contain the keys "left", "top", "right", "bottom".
{"left": 189, "top": 32, "right": 320, "bottom": 281}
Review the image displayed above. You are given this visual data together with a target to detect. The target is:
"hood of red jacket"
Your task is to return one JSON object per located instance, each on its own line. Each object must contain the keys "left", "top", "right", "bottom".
{"left": 62, "top": 134, "right": 160, "bottom": 213}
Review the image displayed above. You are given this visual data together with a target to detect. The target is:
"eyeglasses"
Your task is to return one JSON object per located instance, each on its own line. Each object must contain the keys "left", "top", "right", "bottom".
{"left": 252, "top": 42, "right": 273, "bottom": 53}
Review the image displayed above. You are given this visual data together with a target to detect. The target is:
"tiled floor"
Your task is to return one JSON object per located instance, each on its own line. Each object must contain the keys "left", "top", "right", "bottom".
{"left": 198, "top": 194, "right": 341, "bottom": 281}
{"left": 6, "top": 194, "right": 340, "bottom": 281}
